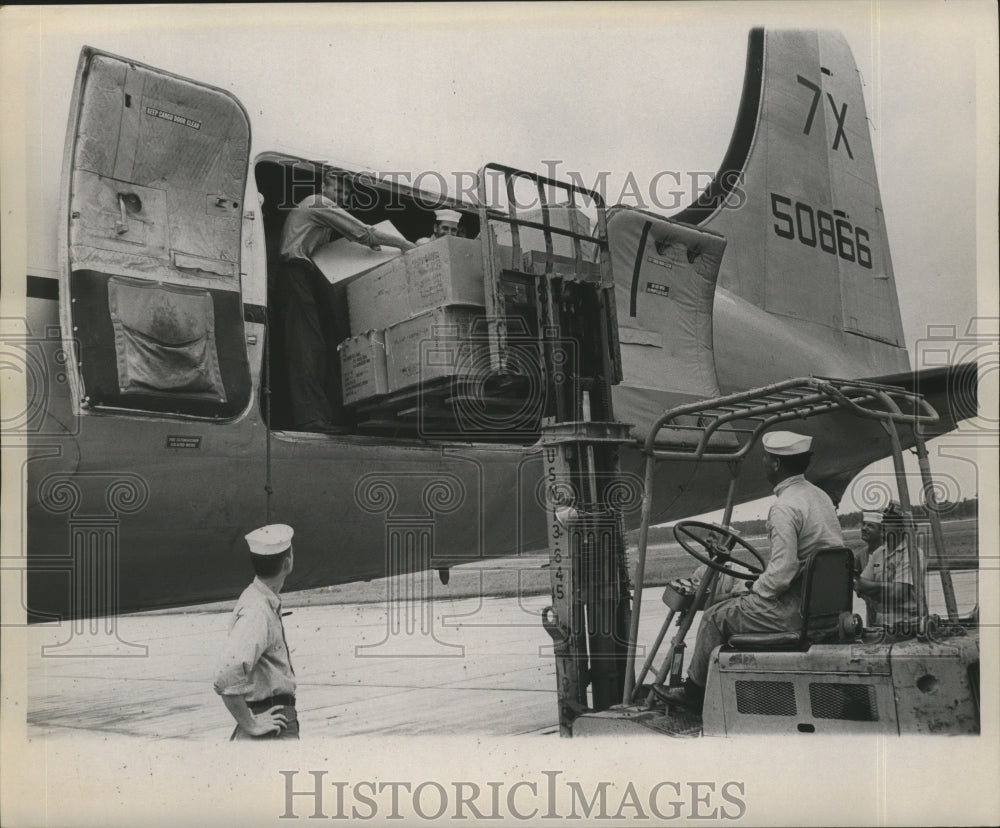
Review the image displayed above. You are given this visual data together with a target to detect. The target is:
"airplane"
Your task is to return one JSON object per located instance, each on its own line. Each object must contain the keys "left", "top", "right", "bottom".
{"left": 8, "top": 24, "right": 977, "bottom": 635}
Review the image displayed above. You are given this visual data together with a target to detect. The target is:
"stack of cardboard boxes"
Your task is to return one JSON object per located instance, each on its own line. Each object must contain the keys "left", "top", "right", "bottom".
{"left": 337, "top": 237, "right": 488, "bottom": 406}
{"left": 492, "top": 204, "right": 595, "bottom": 260}
{"left": 337, "top": 209, "right": 599, "bottom": 407}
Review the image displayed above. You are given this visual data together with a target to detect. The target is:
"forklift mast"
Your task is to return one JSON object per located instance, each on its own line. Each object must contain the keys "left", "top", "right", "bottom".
{"left": 476, "top": 164, "right": 632, "bottom": 735}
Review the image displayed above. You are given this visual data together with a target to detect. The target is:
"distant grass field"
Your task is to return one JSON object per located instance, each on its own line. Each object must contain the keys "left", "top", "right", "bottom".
{"left": 274, "top": 517, "right": 979, "bottom": 610}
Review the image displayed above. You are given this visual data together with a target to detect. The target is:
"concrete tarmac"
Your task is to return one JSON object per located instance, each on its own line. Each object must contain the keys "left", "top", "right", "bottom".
{"left": 26, "top": 553, "right": 978, "bottom": 741}
{"left": 28, "top": 583, "right": 678, "bottom": 741}
{"left": 27, "top": 590, "right": 557, "bottom": 741}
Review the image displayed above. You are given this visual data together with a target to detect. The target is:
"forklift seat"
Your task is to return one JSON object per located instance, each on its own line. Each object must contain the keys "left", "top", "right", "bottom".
{"left": 727, "top": 547, "right": 855, "bottom": 651}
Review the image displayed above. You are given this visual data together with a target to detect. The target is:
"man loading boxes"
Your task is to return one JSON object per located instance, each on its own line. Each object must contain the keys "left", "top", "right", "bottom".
{"left": 277, "top": 169, "right": 415, "bottom": 432}
{"left": 339, "top": 234, "right": 488, "bottom": 410}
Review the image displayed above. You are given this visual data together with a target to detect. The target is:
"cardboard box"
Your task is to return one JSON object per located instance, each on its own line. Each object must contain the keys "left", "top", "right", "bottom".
{"left": 406, "top": 236, "right": 485, "bottom": 314}
{"left": 345, "top": 256, "right": 409, "bottom": 335}
{"left": 347, "top": 236, "right": 485, "bottom": 335}
{"left": 493, "top": 205, "right": 594, "bottom": 258}
{"left": 385, "top": 305, "right": 488, "bottom": 393}
{"left": 339, "top": 330, "right": 389, "bottom": 406}
{"left": 312, "top": 220, "right": 406, "bottom": 285}
{"left": 521, "top": 250, "right": 602, "bottom": 281}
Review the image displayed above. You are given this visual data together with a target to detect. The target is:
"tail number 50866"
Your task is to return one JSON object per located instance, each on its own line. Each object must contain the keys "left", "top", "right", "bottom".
{"left": 770, "top": 192, "right": 872, "bottom": 269}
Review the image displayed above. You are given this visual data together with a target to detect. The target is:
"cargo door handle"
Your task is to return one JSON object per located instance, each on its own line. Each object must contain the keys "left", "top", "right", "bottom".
{"left": 116, "top": 194, "right": 129, "bottom": 235}
{"left": 115, "top": 192, "right": 142, "bottom": 235}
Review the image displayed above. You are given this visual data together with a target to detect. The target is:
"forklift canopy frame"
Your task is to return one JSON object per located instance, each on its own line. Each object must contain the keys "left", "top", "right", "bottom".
{"left": 624, "top": 376, "right": 959, "bottom": 704}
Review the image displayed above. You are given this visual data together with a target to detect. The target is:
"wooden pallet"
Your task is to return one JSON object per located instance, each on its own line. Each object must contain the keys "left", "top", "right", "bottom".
{"left": 352, "top": 374, "right": 543, "bottom": 441}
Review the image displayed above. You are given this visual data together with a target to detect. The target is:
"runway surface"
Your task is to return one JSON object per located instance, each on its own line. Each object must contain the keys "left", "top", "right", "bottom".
{"left": 26, "top": 541, "right": 979, "bottom": 741}
{"left": 28, "top": 589, "right": 552, "bottom": 740}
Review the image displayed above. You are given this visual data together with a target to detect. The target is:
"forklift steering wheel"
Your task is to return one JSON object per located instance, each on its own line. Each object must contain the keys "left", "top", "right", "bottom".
{"left": 672, "top": 520, "right": 766, "bottom": 581}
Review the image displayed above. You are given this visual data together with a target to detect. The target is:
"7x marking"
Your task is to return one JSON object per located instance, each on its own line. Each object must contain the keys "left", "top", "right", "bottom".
{"left": 797, "top": 75, "right": 854, "bottom": 159}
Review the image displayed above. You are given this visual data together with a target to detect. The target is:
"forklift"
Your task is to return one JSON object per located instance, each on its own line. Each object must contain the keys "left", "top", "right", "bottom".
{"left": 476, "top": 164, "right": 632, "bottom": 736}
{"left": 574, "top": 377, "right": 980, "bottom": 736}
{"left": 474, "top": 164, "right": 978, "bottom": 737}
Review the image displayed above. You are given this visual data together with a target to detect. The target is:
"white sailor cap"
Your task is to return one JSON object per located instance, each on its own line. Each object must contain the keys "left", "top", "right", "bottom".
{"left": 245, "top": 524, "right": 294, "bottom": 556}
{"left": 435, "top": 209, "right": 461, "bottom": 223}
{"left": 322, "top": 167, "right": 350, "bottom": 183}
{"left": 761, "top": 430, "right": 812, "bottom": 456}
{"left": 882, "top": 501, "right": 905, "bottom": 523}
{"left": 862, "top": 511, "right": 884, "bottom": 524}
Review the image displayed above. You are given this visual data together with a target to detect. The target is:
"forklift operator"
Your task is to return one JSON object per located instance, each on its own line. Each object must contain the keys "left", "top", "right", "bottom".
{"left": 656, "top": 431, "right": 845, "bottom": 712}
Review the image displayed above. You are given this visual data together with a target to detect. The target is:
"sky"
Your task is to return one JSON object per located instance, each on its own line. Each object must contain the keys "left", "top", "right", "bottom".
{"left": 2, "top": 1, "right": 996, "bottom": 520}
{"left": 6, "top": 1, "right": 989, "bottom": 353}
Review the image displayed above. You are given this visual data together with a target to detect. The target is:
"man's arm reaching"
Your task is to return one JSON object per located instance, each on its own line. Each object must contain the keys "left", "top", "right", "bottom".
{"left": 310, "top": 201, "right": 415, "bottom": 251}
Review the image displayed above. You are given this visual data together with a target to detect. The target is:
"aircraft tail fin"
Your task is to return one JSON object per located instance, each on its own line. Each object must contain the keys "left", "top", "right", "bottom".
{"left": 675, "top": 28, "right": 908, "bottom": 359}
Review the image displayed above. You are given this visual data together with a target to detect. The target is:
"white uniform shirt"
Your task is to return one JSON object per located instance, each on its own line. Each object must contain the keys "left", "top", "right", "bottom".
{"left": 213, "top": 578, "right": 296, "bottom": 701}
{"left": 279, "top": 193, "right": 377, "bottom": 261}
{"left": 753, "top": 475, "right": 845, "bottom": 600}
{"left": 860, "top": 537, "right": 922, "bottom": 625}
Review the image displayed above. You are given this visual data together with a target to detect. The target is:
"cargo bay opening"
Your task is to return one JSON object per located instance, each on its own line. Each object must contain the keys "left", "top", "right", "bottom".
{"left": 252, "top": 157, "right": 611, "bottom": 443}
{"left": 254, "top": 157, "right": 499, "bottom": 435}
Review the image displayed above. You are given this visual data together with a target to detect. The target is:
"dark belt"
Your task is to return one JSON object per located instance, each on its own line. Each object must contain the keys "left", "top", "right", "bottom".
{"left": 249, "top": 693, "right": 296, "bottom": 708}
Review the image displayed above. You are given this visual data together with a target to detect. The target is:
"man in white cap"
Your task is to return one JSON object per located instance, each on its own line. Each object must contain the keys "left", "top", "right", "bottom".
{"left": 214, "top": 524, "right": 299, "bottom": 739}
{"left": 656, "top": 430, "right": 844, "bottom": 712}
{"left": 854, "top": 502, "right": 923, "bottom": 634}
{"left": 278, "top": 169, "right": 415, "bottom": 432}
{"left": 856, "top": 511, "right": 884, "bottom": 574}
{"left": 854, "top": 511, "right": 884, "bottom": 625}
{"left": 417, "top": 208, "right": 463, "bottom": 243}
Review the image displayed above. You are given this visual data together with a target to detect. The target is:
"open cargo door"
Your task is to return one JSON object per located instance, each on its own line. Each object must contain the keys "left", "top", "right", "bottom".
{"left": 60, "top": 48, "right": 252, "bottom": 418}
{"left": 606, "top": 208, "right": 727, "bottom": 440}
